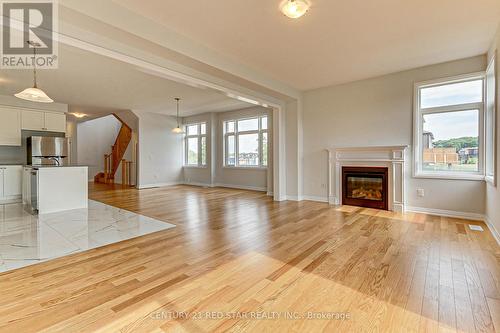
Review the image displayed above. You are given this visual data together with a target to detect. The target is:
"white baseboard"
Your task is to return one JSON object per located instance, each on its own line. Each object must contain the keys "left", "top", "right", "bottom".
{"left": 286, "top": 195, "right": 302, "bottom": 201}
{"left": 137, "top": 181, "right": 182, "bottom": 189}
{"left": 214, "top": 183, "right": 267, "bottom": 192}
{"left": 405, "top": 206, "right": 485, "bottom": 221}
{"left": 182, "top": 181, "right": 267, "bottom": 192}
{"left": 485, "top": 216, "right": 500, "bottom": 246}
{"left": 183, "top": 181, "right": 214, "bottom": 188}
{"left": 301, "top": 195, "right": 329, "bottom": 203}
{"left": 0, "top": 195, "right": 22, "bottom": 204}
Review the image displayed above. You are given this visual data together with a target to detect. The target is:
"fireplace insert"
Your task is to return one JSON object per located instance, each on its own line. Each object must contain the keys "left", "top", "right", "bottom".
{"left": 342, "top": 166, "right": 388, "bottom": 210}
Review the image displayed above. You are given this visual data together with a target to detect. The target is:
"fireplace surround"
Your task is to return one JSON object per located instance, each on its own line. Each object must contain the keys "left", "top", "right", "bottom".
{"left": 327, "top": 146, "right": 408, "bottom": 212}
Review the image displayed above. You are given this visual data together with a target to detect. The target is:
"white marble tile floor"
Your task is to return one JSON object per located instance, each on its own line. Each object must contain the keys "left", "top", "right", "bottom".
{"left": 0, "top": 200, "right": 175, "bottom": 273}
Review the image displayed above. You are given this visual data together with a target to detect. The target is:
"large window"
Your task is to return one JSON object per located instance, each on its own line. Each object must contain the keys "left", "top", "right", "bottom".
{"left": 223, "top": 115, "right": 268, "bottom": 168}
{"left": 185, "top": 123, "right": 207, "bottom": 167}
{"left": 414, "top": 74, "right": 485, "bottom": 179}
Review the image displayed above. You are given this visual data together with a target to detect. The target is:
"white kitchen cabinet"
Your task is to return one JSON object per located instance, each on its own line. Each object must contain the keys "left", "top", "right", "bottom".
{"left": 0, "top": 166, "right": 22, "bottom": 203}
{"left": 44, "top": 112, "right": 67, "bottom": 132}
{"left": 21, "top": 109, "right": 45, "bottom": 131}
{"left": 0, "top": 107, "right": 21, "bottom": 146}
{"left": 21, "top": 109, "right": 66, "bottom": 133}
{"left": 4, "top": 166, "right": 22, "bottom": 197}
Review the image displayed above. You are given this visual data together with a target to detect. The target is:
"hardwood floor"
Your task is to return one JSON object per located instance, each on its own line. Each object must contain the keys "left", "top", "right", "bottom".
{"left": 0, "top": 183, "right": 499, "bottom": 332}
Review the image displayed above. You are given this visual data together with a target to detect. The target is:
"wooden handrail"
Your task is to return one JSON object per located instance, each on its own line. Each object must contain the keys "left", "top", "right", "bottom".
{"left": 95, "top": 115, "right": 133, "bottom": 185}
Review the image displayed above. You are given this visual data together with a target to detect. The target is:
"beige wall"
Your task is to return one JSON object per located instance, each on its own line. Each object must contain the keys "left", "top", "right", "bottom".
{"left": 303, "top": 55, "right": 487, "bottom": 213}
{"left": 183, "top": 106, "right": 272, "bottom": 191}
{"left": 486, "top": 25, "right": 500, "bottom": 239}
{"left": 137, "top": 112, "right": 183, "bottom": 188}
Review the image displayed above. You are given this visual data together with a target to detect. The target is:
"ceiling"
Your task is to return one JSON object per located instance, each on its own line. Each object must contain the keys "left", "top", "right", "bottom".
{"left": 114, "top": 0, "right": 500, "bottom": 91}
{"left": 0, "top": 44, "right": 251, "bottom": 117}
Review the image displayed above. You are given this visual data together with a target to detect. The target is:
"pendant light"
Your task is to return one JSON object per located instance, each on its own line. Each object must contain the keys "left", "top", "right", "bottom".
{"left": 172, "top": 97, "right": 185, "bottom": 134}
{"left": 280, "top": 0, "right": 310, "bottom": 19}
{"left": 15, "top": 41, "right": 54, "bottom": 103}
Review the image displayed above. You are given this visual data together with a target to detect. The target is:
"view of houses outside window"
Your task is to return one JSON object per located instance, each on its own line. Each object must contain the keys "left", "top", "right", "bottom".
{"left": 422, "top": 110, "right": 479, "bottom": 172}
{"left": 223, "top": 116, "right": 268, "bottom": 167}
{"left": 416, "top": 76, "right": 484, "bottom": 175}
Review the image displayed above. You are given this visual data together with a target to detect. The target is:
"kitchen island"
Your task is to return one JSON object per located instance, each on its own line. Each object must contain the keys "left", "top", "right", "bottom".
{"left": 23, "top": 166, "right": 88, "bottom": 214}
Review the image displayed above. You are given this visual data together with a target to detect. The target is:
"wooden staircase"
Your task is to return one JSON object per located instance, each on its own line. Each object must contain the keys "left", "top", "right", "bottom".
{"left": 94, "top": 114, "right": 133, "bottom": 184}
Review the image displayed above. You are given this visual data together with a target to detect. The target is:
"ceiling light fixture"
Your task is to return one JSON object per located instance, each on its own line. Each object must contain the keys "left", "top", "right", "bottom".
{"left": 172, "top": 97, "right": 185, "bottom": 134}
{"left": 71, "top": 112, "right": 87, "bottom": 118}
{"left": 280, "top": 0, "right": 310, "bottom": 19}
{"left": 15, "top": 41, "right": 54, "bottom": 103}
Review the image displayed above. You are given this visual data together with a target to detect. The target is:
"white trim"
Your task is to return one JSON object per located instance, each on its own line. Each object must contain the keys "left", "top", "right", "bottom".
{"left": 181, "top": 181, "right": 267, "bottom": 192}
{"left": 405, "top": 206, "right": 485, "bottom": 221}
{"left": 302, "top": 195, "right": 329, "bottom": 203}
{"left": 413, "top": 173, "right": 485, "bottom": 181}
{"left": 137, "top": 181, "right": 183, "bottom": 189}
{"left": 485, "top": 175, "right": 495, "bottom": 185}
{"left": 222, "top": 166, "right": 268, "bottom": 171}
{"left": 327, "top": 145, "right": 408, "bottom": 213}
{"left": 416, "top": 72, "right": 486, "bottom": 88}
{"left": 183, "top": 165, "right": 208, "bottom": 169}
{"left": 485, "top": 53, "right": 497, "bottom": 186}
{"left": 214, "top": 183, "right": 267, "bottom": 192}
{"left": 485, "top": 216, "right": 500, "bottom": 246}
{"left": 0, "top": 196, "right": 22, "bottom": 204}
{"left": 183, "top": 181, "right": 214, "bottom": 188}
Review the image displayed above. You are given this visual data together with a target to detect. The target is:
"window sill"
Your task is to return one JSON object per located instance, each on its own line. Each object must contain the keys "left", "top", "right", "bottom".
{"left": 414, "top": 172, "right": 485, "bottom": 181}
{"left": 222, "top": 166, "right": 268, "bottom": 171}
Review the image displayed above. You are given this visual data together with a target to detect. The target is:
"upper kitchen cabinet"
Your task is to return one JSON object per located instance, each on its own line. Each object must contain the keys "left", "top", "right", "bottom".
{"left": 21, "top": 109, "right": 45, "bottom": 131}
{"left": 22, "top": 109, "right": 66, "bottom": 133}
{"left": 44, "top": 112, "right": 67, "bottom": 132}
{"left": 0, "top": 107, "right": 22, "bottom": 146}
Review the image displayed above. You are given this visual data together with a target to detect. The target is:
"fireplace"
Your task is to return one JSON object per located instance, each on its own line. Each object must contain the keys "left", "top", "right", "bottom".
{"left": 342, "top": 166, "right": 388, "bottom": 210}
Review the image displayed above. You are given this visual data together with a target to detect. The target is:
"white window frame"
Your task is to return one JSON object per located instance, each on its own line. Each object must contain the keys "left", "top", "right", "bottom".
{"left": 485, "top": 53, "right": 497, "bottom": 185}
{"left": 223, "top": 115, "right": 268, "bottom": 169}
{"left": 184, "top": 122, "right": 207, "bottom": 167}
{"left": 413, "top": 72, "right": 486, "bottom": 181}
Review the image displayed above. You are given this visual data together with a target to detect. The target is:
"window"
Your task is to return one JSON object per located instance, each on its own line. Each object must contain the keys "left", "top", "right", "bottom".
{"left": 185, "top": 123, "right": 207, "bottom": 166}
{"left": 223, "top": 115, "right": 269, "bottom": 168}
{"left": 485, "top": 55, "right": 496, "bottom": 184}
{"left": 414, "top": 74, "right": 485, "bottom": 179}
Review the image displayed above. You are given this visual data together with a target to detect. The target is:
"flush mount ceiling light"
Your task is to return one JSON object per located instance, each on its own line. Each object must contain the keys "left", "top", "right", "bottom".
{"left": 15, "top": 41, "right": 54, "bottom": 103}
{"left": 280, "top": 0, "right": 310, "bottom": 19}
{"left": 172, "top": 97, "right": 185, "bottom": 134}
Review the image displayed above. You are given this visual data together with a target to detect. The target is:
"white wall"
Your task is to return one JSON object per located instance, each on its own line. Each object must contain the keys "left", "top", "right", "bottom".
{"left": 137, "top": 112, "right": 183, "bottom": 188}
{"left": 66, "top": 119, "right": 78, "bottom": 165}
{"left": 182, "top": 107, "right": 272, "bottom": 191}
{"left": 486, "top": 25, "right": 500, "bottom": 241}
{"left": 303, "top": 55, "right": 487, "bottom": 214}
{"left": 77, "top": 115, "right": 122, "bottom": 180}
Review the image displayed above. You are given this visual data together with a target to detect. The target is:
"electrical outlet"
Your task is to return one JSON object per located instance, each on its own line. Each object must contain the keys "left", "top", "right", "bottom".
{"left": 417, "top": 188, "right": 425, "bottom": 197}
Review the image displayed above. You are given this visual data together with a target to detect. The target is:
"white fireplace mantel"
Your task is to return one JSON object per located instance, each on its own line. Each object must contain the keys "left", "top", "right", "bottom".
{"left": 327, "top": 146, "right": 408, "bottom": 213}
